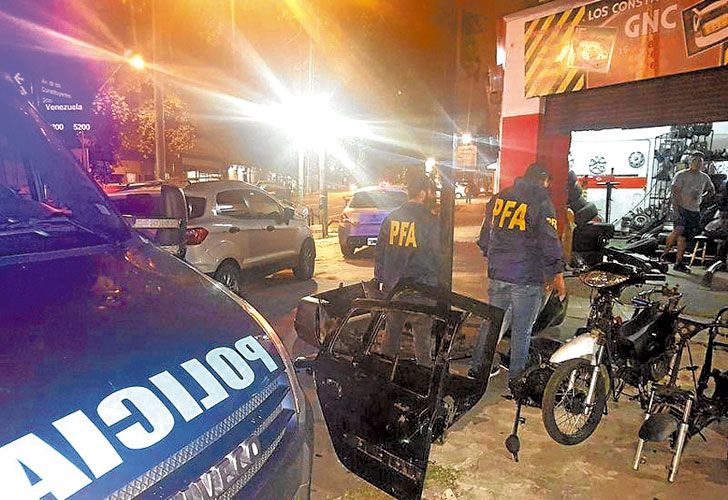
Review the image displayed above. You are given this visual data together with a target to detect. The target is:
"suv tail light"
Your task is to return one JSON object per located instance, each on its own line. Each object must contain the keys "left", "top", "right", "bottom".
{"left": 185, "top": 227, "right": 209, "bottom": 245}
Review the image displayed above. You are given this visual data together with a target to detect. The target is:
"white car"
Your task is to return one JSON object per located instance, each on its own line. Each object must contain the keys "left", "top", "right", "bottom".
{"left": 183, "top": 180, "right": 316, "bottom": 294}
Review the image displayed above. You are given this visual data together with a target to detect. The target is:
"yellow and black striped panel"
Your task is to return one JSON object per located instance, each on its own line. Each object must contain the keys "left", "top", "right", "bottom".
{"left": 524, "top": 5, "right": 587, "bottom": 98}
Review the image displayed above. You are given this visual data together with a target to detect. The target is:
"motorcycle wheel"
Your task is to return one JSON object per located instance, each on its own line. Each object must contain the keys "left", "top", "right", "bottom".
{"left": 542, "top": 358, "right": 607, "bottom": 446}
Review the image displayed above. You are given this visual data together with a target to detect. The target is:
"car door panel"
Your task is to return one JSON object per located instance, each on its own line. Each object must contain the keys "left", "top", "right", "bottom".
{"left": 310, "top": 305, "right": 443, "bottom": 500}
{"left": 302, "top": 285, "right": 505, "bottom": 500}
{"left": 313, "top": 355, "right": 433, "bottom": 500}
{"left": 243, "top": 189, "right": 298, "bottom": 263}
{"left": 213, "top": 189, "right": 266, "bottom": 267}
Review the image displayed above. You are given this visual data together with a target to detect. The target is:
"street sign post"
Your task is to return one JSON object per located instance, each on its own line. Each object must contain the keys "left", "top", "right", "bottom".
{"left": 456, "top": 144, "right": 477, "bottom": 170}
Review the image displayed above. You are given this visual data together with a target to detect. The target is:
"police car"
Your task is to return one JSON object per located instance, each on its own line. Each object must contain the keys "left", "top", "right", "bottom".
{"left": 0, "top": 73, "right": 313, "bottom": 499}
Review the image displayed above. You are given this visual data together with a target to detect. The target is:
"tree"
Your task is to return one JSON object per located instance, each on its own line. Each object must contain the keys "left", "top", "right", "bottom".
{"left": 123, "top": 91, "right": 195, "bottom": 161}
{"left": 91, "top": 75, "right": 195, "bottom": 171}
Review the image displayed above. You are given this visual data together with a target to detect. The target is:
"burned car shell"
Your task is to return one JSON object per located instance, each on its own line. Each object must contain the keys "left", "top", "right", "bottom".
{"left": 295, "top": 282, "right": 504, "bottom": 500}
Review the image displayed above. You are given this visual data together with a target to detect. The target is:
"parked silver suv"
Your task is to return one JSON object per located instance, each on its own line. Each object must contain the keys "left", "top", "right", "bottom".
{"left": 183, "top": 180, "right": 316, "bottom": 293}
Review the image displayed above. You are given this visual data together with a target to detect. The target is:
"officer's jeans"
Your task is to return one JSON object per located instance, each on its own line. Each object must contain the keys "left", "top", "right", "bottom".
{"left": 382, "top": 292, "right": 434, "bottom": 367}
{"left": 472, "top": 278, "right": 543, "bottom": 382}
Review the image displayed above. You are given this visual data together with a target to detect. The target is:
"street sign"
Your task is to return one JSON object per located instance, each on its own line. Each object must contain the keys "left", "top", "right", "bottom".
{"left": 12, "top": 71, "right": 92, "bottom": 146}
{"left": 13, "top": 72, "right": 27, "bottom": 96}
{"left": 456, "top": 144, "right": 477, "bottom": 169}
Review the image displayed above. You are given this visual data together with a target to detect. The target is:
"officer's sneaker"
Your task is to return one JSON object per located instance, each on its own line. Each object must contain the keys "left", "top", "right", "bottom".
{"left": 673, "top": 261, "right": 691, "bottom": 273}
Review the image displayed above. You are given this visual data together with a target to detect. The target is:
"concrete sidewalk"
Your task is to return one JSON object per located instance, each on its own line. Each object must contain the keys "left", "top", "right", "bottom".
{"left": 243, "top": 203, "right": 727, "bottom": 500}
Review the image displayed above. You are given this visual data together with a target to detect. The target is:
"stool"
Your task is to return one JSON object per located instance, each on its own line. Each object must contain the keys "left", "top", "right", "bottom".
{"left": 688, "top": 235, "right": 715, "bottom": 266}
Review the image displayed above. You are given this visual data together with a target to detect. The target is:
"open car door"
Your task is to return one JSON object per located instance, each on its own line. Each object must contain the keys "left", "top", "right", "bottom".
{"left": 299, "top": 283, "right": 503, "bottom": 499}
{"left": 108, "top": 184, "right": 188, "bottom": 258}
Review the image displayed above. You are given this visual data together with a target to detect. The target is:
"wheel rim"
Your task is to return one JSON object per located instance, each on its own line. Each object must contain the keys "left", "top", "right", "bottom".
{"left": 552, "top": 364, "right": 598, "bottom": 437}
{"left": 302, "top": 243, "right": 314, "bottom": 275}
{"left": 220, "top": 268, "right": 239, "bottom": 293}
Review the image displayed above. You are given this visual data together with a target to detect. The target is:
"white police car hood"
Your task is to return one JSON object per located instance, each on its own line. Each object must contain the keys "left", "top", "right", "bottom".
{"left": 0, "top": 238, "right": 292, "bottom": 499}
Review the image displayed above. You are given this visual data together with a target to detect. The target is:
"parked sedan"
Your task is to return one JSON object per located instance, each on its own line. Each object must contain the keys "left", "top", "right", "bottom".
{"left": 183, "top": 180, "right": 316, "bottom": 294}
{"left": 337, "top": 185, "right": 407, "bottom": 257}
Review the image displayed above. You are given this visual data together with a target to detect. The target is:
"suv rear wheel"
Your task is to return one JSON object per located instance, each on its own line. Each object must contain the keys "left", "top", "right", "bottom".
{"left": 293, "top": 239, "right": 316, "bottom": 280}
{"left": 214, "top": 260, "right": 242, "bottom": 295}
{"left": 340, "top": 242, "right": 355, "bottom": 258}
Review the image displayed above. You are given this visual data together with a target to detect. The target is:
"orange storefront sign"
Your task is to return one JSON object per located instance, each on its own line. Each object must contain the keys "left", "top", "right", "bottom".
{"left": 524, "top": 0, "right": 728, "bottom": 97}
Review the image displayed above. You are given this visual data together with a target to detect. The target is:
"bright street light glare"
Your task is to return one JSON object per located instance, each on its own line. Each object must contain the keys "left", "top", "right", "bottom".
{"left": 274, "top": 94, "right": 370, "bottom": 149}
{"left": 282, "top": 94, "right": 335, "bottom": 148}
{"left": 461, "top": 132, "right": 473, "bottom": 145}
{"left": 127, "top": 53, "right": 146, "bottom": 71}
{"left": 425, "top": 157, "right": 436, "bottom": 172}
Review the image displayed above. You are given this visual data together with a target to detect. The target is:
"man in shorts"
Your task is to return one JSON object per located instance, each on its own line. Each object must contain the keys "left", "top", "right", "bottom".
{"left": 663, "top": 151, "right": 715, "bottom": 273}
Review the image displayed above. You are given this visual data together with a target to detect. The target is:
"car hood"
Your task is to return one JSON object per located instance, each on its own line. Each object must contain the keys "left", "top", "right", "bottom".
{"left": 0, "top": 239, "right": 290, "bottom": 498}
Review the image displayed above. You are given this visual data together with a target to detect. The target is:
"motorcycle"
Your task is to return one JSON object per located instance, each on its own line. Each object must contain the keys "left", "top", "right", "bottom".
{"left": 538, "top": 261, "right": 683, "bottom": 446}
{"left": 502, "top": 248, "right": 678, "bottom": 458}
{"left": 633, "top": 306, "right": 728, "bottom": 482}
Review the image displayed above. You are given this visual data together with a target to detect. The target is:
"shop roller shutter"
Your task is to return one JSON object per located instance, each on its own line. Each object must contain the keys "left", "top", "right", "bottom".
{"left": 542, "top": 66, "right": 728, "bottom": 134}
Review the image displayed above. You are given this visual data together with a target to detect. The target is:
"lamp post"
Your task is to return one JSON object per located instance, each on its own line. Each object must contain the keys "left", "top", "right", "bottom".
{"left": 152, "top": 0, "right": 166, "bottom": 181}
{"left": 319, "top": 148, "right": 328, "bottom": 238}
{"left": 85, "top": 52, "right": 146, "bottom": 174}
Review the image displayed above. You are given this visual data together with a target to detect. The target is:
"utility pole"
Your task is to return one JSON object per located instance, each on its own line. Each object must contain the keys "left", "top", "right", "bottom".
{"left": 305, "top": 35, "right": 315, "bottom": 195}
{"left": 437, "top": 1, "right": 462, "bottom": 309}
{"left": 230, "top": 0, "right": 237, "bottom": 74}
{"left": 297, "top": 31, "right": 313, "bottom": 202}
{"left": 298, "top": 149, "right": 305, "bottom": 201}
{"left": 319, "top": 148, "right": 328, "bottom": 238}
{"left": 152, "top": 0, "right": 166, "bottom": 180}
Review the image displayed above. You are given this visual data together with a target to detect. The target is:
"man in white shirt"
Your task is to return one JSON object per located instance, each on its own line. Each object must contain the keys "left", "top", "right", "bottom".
{"left": 663, "top": 151, "right": 715, "bottom": 272}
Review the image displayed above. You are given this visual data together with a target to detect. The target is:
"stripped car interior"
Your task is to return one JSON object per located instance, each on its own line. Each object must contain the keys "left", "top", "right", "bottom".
{"left": 295, "top": 281, "right": 504, "bottom": 500}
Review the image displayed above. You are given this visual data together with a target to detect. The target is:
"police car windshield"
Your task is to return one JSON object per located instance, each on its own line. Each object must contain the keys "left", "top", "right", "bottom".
{"left": 0, "top": 91, "right": 129, "bottom": 254}
{"left": 349, "top": 190, "right": 407, "bottom": 209}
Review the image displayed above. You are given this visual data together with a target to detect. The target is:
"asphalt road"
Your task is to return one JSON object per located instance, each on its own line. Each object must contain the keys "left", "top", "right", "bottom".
{"left": 239, "top": 198, "right": 728, "bottom": 500}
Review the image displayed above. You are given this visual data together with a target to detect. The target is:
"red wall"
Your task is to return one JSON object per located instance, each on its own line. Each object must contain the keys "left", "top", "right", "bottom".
{"left": 536, "top": 130, "right": 570, "bottom": 225}
{"left": 499, "top": 114, "right": 540, "bottom": 190}
{"left": 500, "top": 113, "right": 570, "bottom": 229}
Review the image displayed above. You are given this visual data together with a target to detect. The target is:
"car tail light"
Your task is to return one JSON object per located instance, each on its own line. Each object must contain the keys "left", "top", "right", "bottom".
{"left": 185, "top": 227, "right": 209, "bottom": 245}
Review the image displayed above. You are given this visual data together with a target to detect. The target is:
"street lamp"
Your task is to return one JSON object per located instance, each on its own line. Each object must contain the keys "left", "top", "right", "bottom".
{"left": 282, "top": 94, "right": 336, "bottom": 238}
{"left": 425, "top": 157, "right": 436, "bottom": 173}
{"left": 127, "top": 53, "right": 146, "bottom": 71}
{"left": 85, "top": 52, "right": 146, "bottom": 174}
{"left": 461, "top": 132, "right": 473, "bottom": 145}
{"left": 97, "top": 51, "right": 146, "bottom": 95}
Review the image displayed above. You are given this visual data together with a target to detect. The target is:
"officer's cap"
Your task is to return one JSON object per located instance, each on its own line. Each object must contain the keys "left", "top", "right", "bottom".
{"left": 524, "top": 163, "right": 551, "bottom": 180}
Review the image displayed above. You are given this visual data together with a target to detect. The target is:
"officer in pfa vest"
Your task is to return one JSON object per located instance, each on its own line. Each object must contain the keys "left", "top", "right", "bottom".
{"left": 472, "top": 163, "right": 566, "bottom": 386}
{"left": 374, "top": 171, "right": 440, "bottom": 366}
